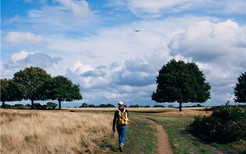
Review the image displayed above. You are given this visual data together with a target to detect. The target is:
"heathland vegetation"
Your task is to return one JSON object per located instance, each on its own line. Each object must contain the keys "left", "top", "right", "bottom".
{"left": 1, "top": 107, "right": 245, "bottom": 153}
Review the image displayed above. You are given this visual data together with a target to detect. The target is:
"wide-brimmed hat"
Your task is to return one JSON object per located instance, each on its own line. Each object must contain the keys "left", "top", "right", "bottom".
{"left": 118, "top": 101, "right": 124, "bottom": 106}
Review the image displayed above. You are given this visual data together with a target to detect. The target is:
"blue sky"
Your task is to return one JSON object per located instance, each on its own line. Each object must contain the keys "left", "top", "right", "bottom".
{"left": 1, "top": 0, "right": 246, "bottom": 107}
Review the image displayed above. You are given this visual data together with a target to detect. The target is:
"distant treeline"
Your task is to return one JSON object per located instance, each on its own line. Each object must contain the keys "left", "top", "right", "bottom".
{"left": 1, "top": 102, "right": 58, "bottom": 110}
{"left": 1, "top": 102, "right": 207, "bottom": 109}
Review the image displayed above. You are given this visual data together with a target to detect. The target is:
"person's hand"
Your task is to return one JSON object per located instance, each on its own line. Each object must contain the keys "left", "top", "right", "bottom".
{"left": 113, "top": 129, "right": 115, "bottom": 133}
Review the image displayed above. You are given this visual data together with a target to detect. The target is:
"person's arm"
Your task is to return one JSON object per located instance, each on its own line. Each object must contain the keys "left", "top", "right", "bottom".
{"left": 126, "top": 109, "right": 129, "bottom": 117}
{"left": 112, "top": 111, "right": 117, "bottom": 131}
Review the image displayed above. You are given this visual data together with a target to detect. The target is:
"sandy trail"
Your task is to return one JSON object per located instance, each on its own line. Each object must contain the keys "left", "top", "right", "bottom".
{"left": 156, "top": 123, "right": 173, "bottom": 154}
{"left": 147, "top": 118, "right": 173, "bottom": 154}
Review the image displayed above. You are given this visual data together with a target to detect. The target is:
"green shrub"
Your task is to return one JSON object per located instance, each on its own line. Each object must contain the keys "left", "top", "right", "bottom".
{"left": 1, "top": 104, "right": 12, "bottom": 109}
{"left": 153, "top": 105, "right": 165, "bottom": 108}
{"left": 190, "top": 104, "right": 246, "bottom": 143}
{"left": 80, "top": 103, "right": 89, "bottom": 108}
{"left": 98, "top": 104, "right": 115, "bottom": 108}
{"left": 129, "top": 104, "right": 140, "bottom": 108}
{"left": 46, "top": 102, "right": 58, "bottom": 109}
{"left": 34, "top": 103, "right": 42, "bottom": 109}
{"left": 168, "top": 105, "right": 174, "bottom": 108}
{"left": 12, "top": 104, "right": 29, "bottom": 109}
{"left": 25, "top": 104, "right": 31, "bottom": 107}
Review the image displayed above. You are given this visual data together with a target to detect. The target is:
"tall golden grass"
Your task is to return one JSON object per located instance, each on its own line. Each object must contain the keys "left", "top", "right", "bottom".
{"left": 0, "top": 109, "right": 115, "bottom": 154}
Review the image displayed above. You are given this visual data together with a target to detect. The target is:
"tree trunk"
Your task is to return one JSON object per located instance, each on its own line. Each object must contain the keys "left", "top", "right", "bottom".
{"left": 31, "top": 100, "right": 34, "bottom": 109}
{"left": 179, "top": 102, "right": 182, "bottom": 112}
{"left": 59, "top": 100, "right": 61, "bottom": 110}
{"left": 1, "top": 101, "right": 5, "bottom": 108}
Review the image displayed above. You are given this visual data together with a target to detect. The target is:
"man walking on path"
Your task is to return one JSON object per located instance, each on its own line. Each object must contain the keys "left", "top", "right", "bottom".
{"left": 112, "top": 101, "right": 129, "bottom": 152}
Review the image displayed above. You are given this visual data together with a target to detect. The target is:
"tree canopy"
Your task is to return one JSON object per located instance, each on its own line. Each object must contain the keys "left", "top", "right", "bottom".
{"left": 0, "top": 78, "right": 23, "bottom": 108}
{"left": 13, "top": 66, "right": 52, "bottom": 109}
{"left": 42, "top": 75, "right": 82, "bottom": 109}
{"left": 234, "top": 72, "right": 246, "bottom": 103}
{"left": 152, "top": 59, "right": 211, "bottom": 111}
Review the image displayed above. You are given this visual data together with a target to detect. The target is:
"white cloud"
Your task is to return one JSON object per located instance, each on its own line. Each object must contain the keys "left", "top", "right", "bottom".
{"left": 55, "top": 0, "right": 92, "bottom": 18}
{"left": 67, "top": 61, "right": 109, "bottom": 89}
{"left": 4, "top": 50, "right": 60, "bottom": 69}
{"left": 4, "top": 32, "right": 45, "bottom": 45}
{"left": 108, "top": 0, "right": 245, "bottom": 18}
{"left": 128, "top": 0, "right": 205, "bottom": 12}
{"left": 168, "top": 20, "right": 246, "bottom": 63}
{"left": 109, "top": 0, "right": 209, "bottom": 18}
{"left": 10, "top": 50, "right": 34, "bottom": 63}
{"left": 25, "top": 0, "right": 95, "bottom": 31}
{"left": 47, "top": 16, "right": 208, "bottom": 68}
{"left": 69, "top": 61, "right": 94, "bottom": 75}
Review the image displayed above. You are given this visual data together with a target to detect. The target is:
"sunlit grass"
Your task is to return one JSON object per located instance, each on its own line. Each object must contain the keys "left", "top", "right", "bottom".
{"left": 0, "top": 109, "right": 115, "bottom": 153}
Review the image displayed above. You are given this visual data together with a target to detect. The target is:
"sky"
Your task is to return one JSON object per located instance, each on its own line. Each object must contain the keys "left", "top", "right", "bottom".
{"left": 1, "top": 0, "right": 246, "bottom": 107}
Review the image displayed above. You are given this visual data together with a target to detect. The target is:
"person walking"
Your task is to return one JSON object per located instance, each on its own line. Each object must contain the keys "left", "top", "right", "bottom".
{"left": 112, "top": 101, "right": 129, "bottom": 152}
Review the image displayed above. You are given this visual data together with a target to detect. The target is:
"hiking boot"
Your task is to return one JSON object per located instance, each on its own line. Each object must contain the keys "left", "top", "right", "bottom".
{"left": 120, "top": 144, "right": 123, "bottom": 152}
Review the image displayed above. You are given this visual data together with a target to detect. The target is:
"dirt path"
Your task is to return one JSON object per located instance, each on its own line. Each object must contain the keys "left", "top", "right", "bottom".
{"left": 156, "top": 124, "right": 173, "bottom": 154}
{"left": 147, "top": 118, "right": 173, "bottom": 154}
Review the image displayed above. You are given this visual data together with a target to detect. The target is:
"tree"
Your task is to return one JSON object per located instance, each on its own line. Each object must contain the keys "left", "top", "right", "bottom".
{"left": 234, "top": 72, "right": 246, "bottom": 103}
{"left": 43, "top": 75, "right": 82, "bottom": 109}
{"left": 80, "top": 103, "right": 89, "bottom": 108}
{"left": 13, "top": 67, "right": 51, "bottom": 109}
{"left": 0, "top": 78, "right": 23, "bottom": 108}
{"left": 152, "top": 59, "right": 211, "bottom": 112}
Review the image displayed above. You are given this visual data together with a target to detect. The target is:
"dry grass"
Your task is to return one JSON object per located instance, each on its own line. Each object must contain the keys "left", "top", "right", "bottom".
{"left": 0, "top": 109, "right": 115, "bottom": 154}
{"left": 160, "top": 107, "right": 212, "bottom": 117}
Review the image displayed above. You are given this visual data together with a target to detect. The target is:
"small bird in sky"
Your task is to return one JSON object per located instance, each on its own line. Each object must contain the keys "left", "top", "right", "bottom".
{"left": 134, "top": 29, "right": 141, "bottom": 32}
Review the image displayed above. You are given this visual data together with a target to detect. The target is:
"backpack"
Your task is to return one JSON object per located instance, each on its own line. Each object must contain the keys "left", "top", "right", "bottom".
{"left": 117, "top": 109, "right": 128, "bottom": 125}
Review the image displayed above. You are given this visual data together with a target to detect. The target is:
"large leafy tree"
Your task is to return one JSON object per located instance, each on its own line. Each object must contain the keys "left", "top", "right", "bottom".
{"left": 234, "top": 72, "right": 246, "bottom": 103}
{"left": 42, "top": 75, "right": 82, "bottom": 109}
{"left": 152, "top": 59, "right": 211, "bottom": 111}
{"left": 0, "top": 78, "right": 23, "bottom": 108}
{"left": 13, "top": 66, "right": 51, "bottom": 109}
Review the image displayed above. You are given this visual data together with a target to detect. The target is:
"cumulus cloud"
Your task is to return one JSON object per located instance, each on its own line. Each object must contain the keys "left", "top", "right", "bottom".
{"left": 168, "top": 20, "right": 246, "bottom": 63}
{"left": 114, "top": 58, "right": 156, "bottom": 87}
{"left": 4, "top": 32, "right": 45, "bottom": 45}
{"left": 65, "top": 58, "right": 158, "bottom": 105}
{"left": 66, "top": 61, "right": 109, "bottom": 89}
{"left": 4, "top": 50, "right": 60, "bottom": 69}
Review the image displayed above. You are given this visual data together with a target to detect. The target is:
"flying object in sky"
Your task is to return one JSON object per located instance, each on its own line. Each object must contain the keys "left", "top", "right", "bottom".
{"left": 134, "top": 29, "right": 141, "bottom": 32}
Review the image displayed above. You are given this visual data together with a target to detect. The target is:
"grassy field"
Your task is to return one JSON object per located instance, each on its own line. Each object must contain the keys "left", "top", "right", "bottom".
{"left": 0, "top": 109, "right": 115, "bottom": 153}
{"left": 1, "top": 107, "right": 245, "bottom": 154}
